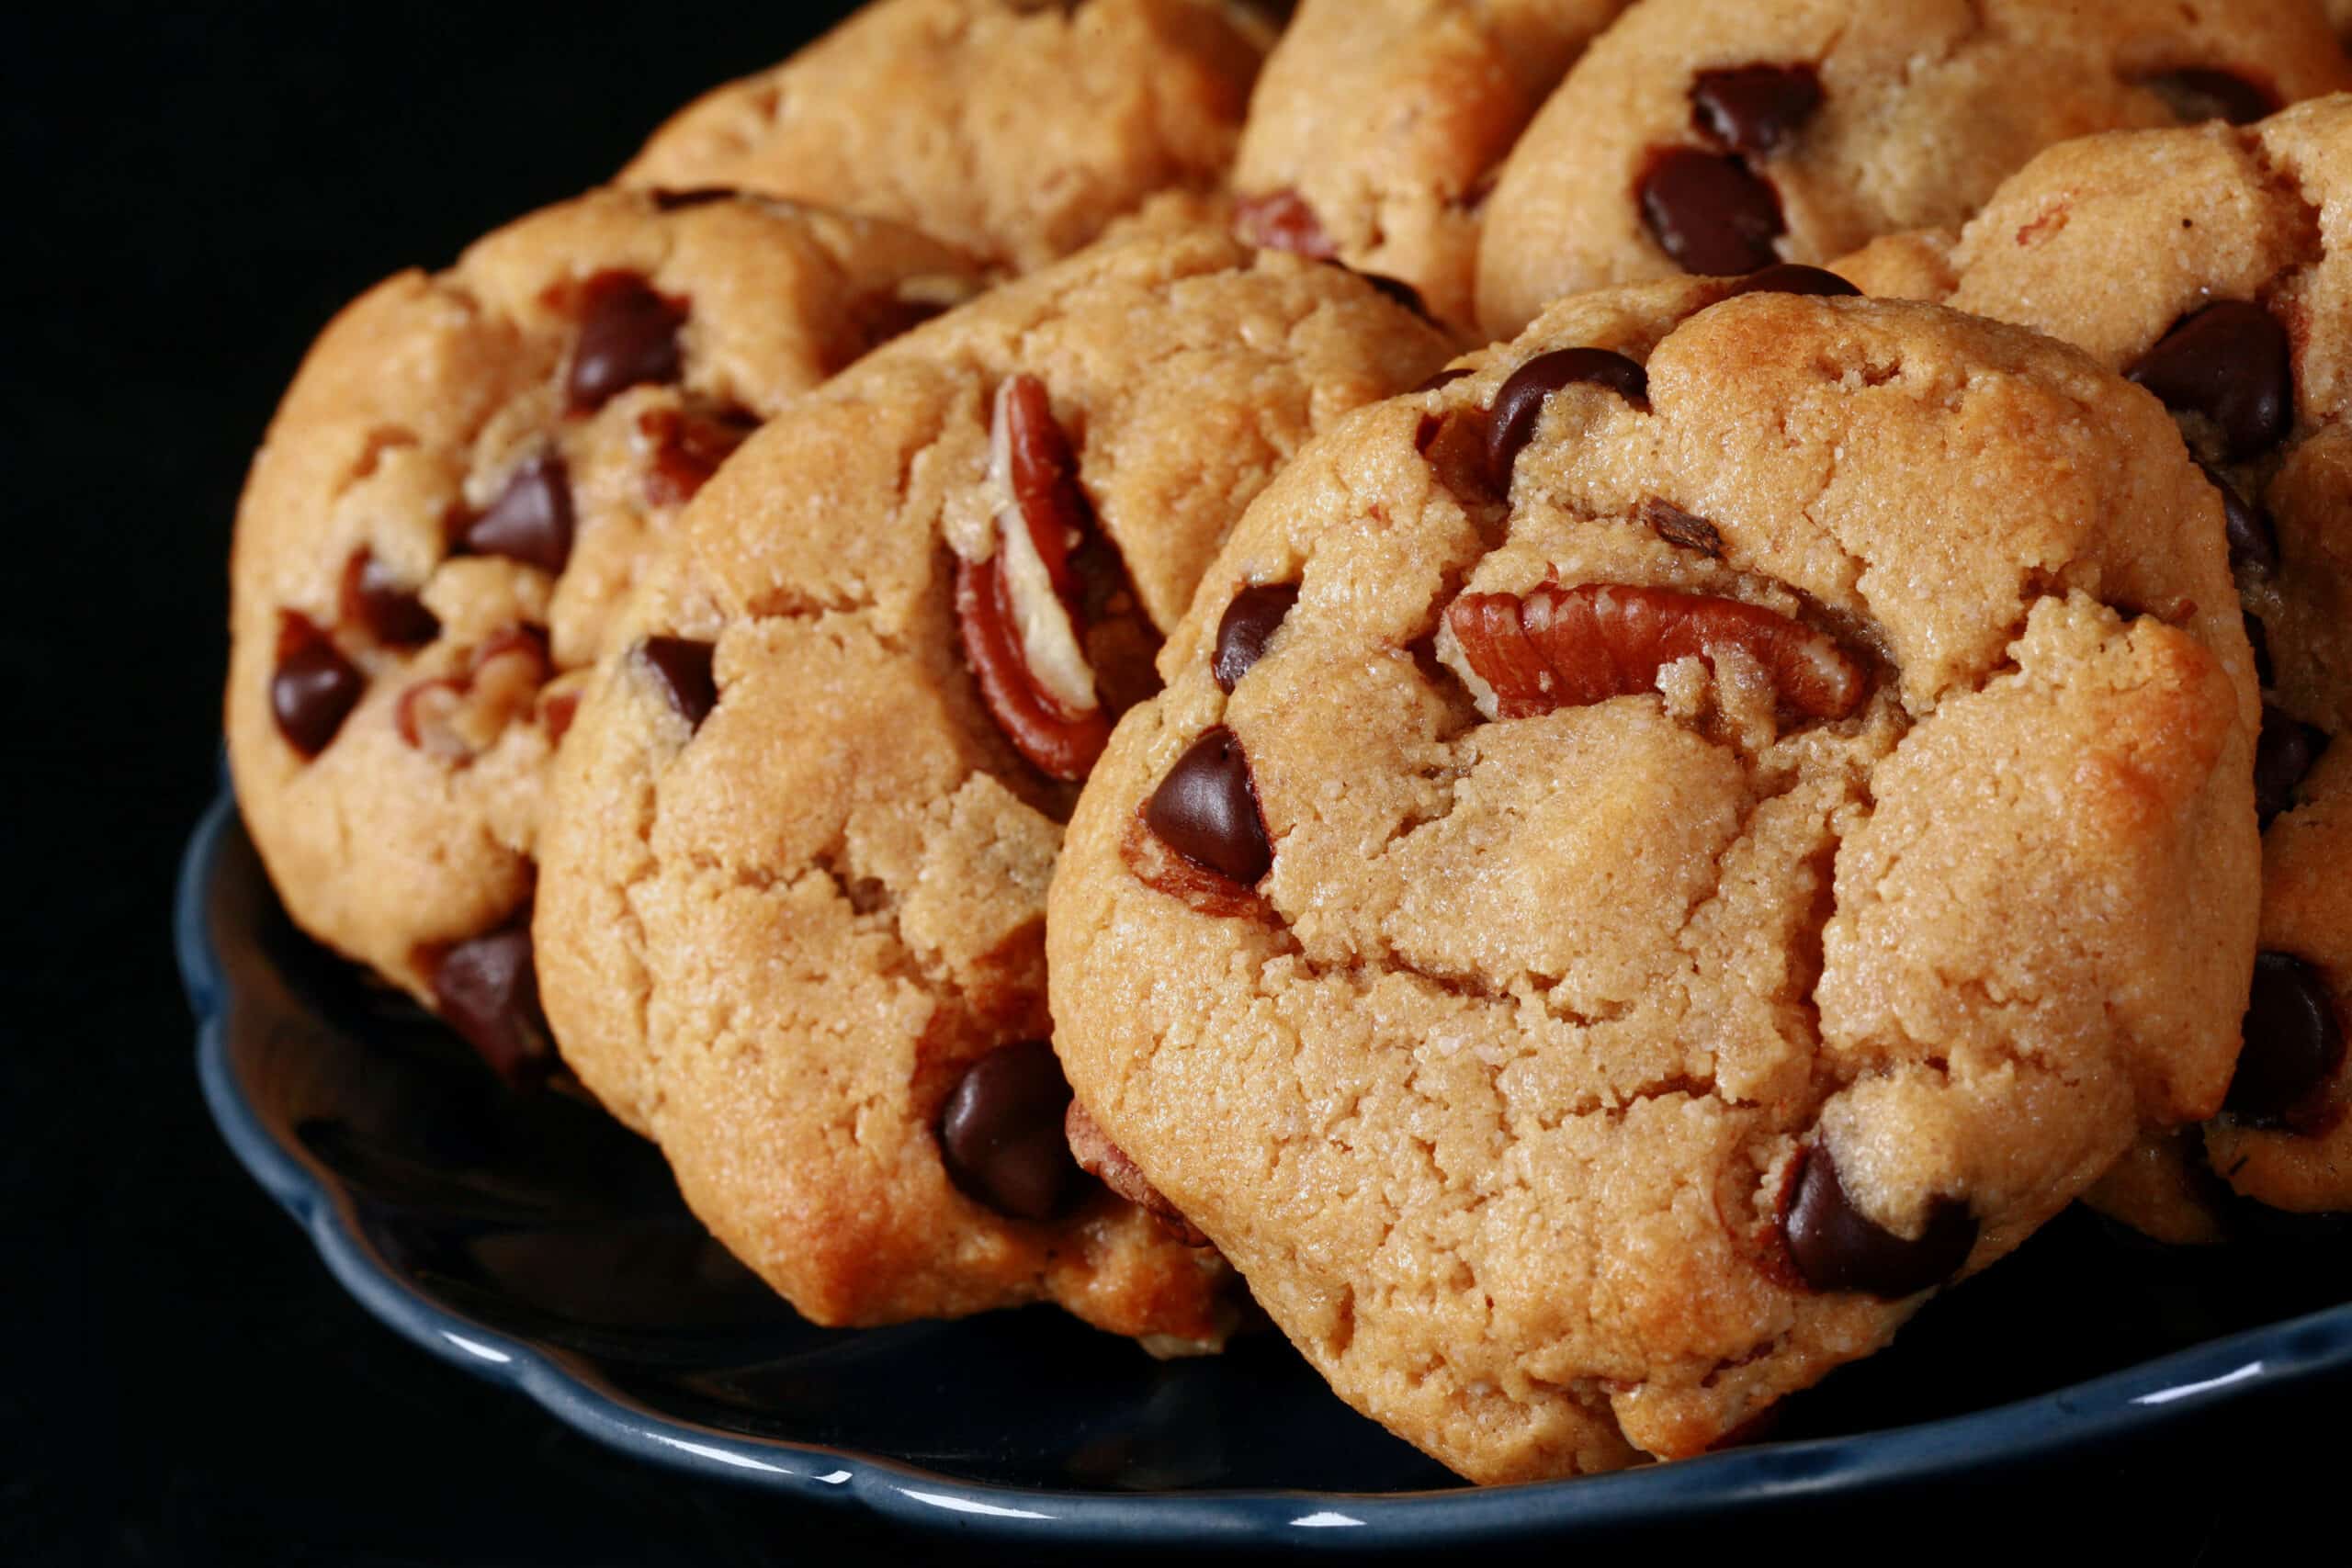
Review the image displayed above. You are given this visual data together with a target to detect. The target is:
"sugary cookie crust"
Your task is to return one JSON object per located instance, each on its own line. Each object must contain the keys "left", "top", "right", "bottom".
{"left": 226, "top": 188, "right": 980, "bottom": 1013}
{"left": 621, "top": 0, "right": 1268, "bottom": 273}
{"left": 531, "top": 229, "right": 1447, "bottom": 1338}
{"left": 1231, "top": 0, "right": 1632, "bottom": 331}
{"left": 1837, "top": 96, "right": 2352, "bottom": 1219}
{"left": 1475, "top": 0, "right": 2352, "bottom": 337}
{"left": 1048, "top": 281, "right": 2258, "bottom": 1480}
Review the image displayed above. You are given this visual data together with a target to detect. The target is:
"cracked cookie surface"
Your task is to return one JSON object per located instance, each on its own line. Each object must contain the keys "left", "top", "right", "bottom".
{"left": 1474, "top": 0, "right": 2352, "bottom": 338}
{"left": 226, "top": 187, "right": 980, "bottom": 1074}
{"left": 1839, "top": 96, "right": 2352, "bottom": 1220}
{"left": 531, "top": 228, "right": 1448, "bottom": 1340}
{"left": 1230, "top": 0, "right": 1631, "bottom": 331}
{"left": 621, "top": 0, "right": 1269, "bottom": 273}
{"left": 1046, "top": 279, "right": 2260, "bottom": 1479}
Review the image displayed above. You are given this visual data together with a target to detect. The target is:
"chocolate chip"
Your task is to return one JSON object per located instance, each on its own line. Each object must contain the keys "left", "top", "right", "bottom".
{"left": 2141, "top": 68, "right": 2277, "bottom": 127}
{"left": 2246, "top": 609, "right": 2275, "bottom": 689}
{"left": 430, "top": 922, "right": 554, "bottom": 1085}
{"left": 649, "top": 186, "right": 738, "bottom": 210}
{"left": 1638, "top": 147, "right": 1786, "bottom": 276}
{"left": 1722, "top": 262, "right": 1860, "bottom": 299}
{"left": 567, "top": 270, "right": 688, "bottom": 412}
{"left": 1781, "top": 1142, "right": 1977, "bottom": 1299}
{"left": 458, "top": 452, "right": 575, "bottom": 574}
{"left": 2127, "top": 300, "right": 2293, "bottom": 462}
{"left": 2256, "top": 704, "right": 2329, "bottom": 828}
{"left": 2199, "top": 460, "right": 2278, "bottom": 575}
{"left": 2225, "top": 952, "right": 2345, "bottom": 1125}
{"left": 340, "top": 549, "right": 441, "bottom": 647}
{"left": 1487, "top": 346, "right": 1650, "bottom": 489}
{"left": 639, "top": 636, "right": 718, "bottom": 729}
{"left": 270, "top": 613, "right": 365, "bottom": 758}
{"left": 1414, "top": 367, "right": 1473, "bottom": 395}
{"left": 1144, "top": 726, "right": 1273, "bottom": 886}
{"left": 938, "top": 1040, "right": 1082, "bottom": 1221}
{"left": 1363, "top": 271, "right": 1431, "bottom": 321}
{"left": 1636, "top": 496, "right": 1723, "bottom": 556}
{"left": 1690, "top": 63, "right": 1824, "bottom": 155}
{"left": 1213, "top": 584, "right": 1301, "bottom": 694}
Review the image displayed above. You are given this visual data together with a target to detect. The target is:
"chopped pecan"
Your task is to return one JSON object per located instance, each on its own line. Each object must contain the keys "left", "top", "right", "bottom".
{"left": 639, "top": 405, "right": 759, "bottom": 507}
{"left": 1066, "top": 1099, "right": 1210, "bottom": 1247}
{"left": 1447, "top": 582, "right": 1865, "bottom": 721}
{"left": 1232, "top": 187, "right": 1338, "bottom": 259}
{"left": 955, "top": 375, "right": 1113, "bottom": 781}
{"left": 395, "top": 626, "right": 552, "bottom": 761}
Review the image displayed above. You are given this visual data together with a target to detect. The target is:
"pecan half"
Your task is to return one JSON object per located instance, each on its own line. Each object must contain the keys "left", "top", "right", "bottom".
{"left": 955, "top": 375, "right": 1113, "bottom": 781}
{"left": 1066, "top": 1100, "right": 1210, "bottom": 1247}
{"left": 1447, "top": 582, "right": 1864, "bottom": 721}
{"left": 395, "top": 626, "right": 552, "bottom": 761}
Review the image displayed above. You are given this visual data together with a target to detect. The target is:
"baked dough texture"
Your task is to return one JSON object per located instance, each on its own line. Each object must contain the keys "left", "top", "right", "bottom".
{"left": 532, "top": 229, "right": 1449, "bottom": 1341}
{"left": 1048, "top": 280, "right": 2260, "bottom": 1479}
{"left": 623, "top": 0, "right": 1269, "bottom": 272}
{"left": 1476, "top": 0, "right": 2352, "bottom": 337}
{"left": 1839, "top": 96, "right": 2352, "bottom": 1218}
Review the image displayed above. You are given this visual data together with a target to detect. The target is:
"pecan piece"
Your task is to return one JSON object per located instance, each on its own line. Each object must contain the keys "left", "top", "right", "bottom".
{"left": 639, "top": 405, "right": 759, "bottom": 507}
{"left": 395, "top": 626, "right": 552, "bottom": 761}
{"left": 955, "top": 375, "right": 1113, "bottom": 781}
{"left": 1447, "top": 582, "right": 1864, "bottom": 721}
{"left": 1067, "top": 1100, "right": 1210, "bottom": 1247}
{"left": 1233, "top": 187, "right": 1338, "bottom": 259}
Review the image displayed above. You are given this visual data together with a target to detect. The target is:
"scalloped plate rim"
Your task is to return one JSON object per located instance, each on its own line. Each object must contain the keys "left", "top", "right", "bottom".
{"left": 178, "top": 786, "right": 2352, "bottom": 1547}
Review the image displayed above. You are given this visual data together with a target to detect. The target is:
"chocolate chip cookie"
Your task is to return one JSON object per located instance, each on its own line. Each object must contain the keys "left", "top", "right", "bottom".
{"left": 530, "top": 228, "right": 1448, "bottom": 1340}
{"left": 1047, "top": 278, "right": 2262, "bottom": 1479}
{"left": 227, "top": 187, "right": 980, "bottom": 1077}
{"left": 1230, "top": 0, "right": 1632, "bottom": 331}
{"left": 621, "top": 0, "right": 1268, "bottom": 273}
{"left": 1840, "top": 96, "right": 2352, "bottom": 1220}
{"left": 1475, "top": 0, "right": 2352, "bottom": 338}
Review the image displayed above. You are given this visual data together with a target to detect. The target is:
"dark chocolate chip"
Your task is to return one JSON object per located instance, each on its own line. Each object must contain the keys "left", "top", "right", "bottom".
{"left": 1213, "top": 583, "right": 1302, "bottom": 694}
{"left": 1144, "top": 726, "right": 1273, "bottom": 886}
{"left": 639, "top": 636, "right": 718, "bottom": 729}
{"left": 2255, "top": 704, "right": 2329, "bottom": 828}
{"left": 2127, "top": 300, "right": 2293, "bottom": 462}
{"left": 568, "top": 271, "right": 688, "bottom": 412}
{"left": 271, "top": 613, "right": 366, "bottom": 758}
{"left": 341, "top": 548, "right": 441, "bottom": 647}
{"left": 2225, "top": 952, "right": 2346, "bottom": 1125}
{"left": 459, "top": 452, "right": 575, "bottom": 574}
{"left": 2245, "top": 609, "right": 2275, "bottom": 689}
{"left": 430, "top": 923, "right": 554, "bottom": 1085}
{"left": 649, "top": 186, "right": 738, "bottom": 210}
{"left": 2198, "top": 459, "right": 2278, "bottom": 574}
{"left": 1781, "top": 1142, "right": 1977, "bottom": 1299}
{"left": 1487, "top": 346, "right": 1650, "bottom": 489}
{"left": 2141, "top": 68, "right": 2278, "bottom": 127}
{"left": 1414, "top": 366, "right": 1473, "bottom": 395}
{"left": 1690, "top": 63, "right": 1824, "bottom": 155}
{"left": 1722, "top": 262, "right": 1860, "bottom": 299}
{"left": 1363, "top": 271, "right": 1431, "bottom": 321}
{"left": 938, "top": 1040, "right": 1082, "bottom": 1221}
{"left": 1636, "top": 495, "right": 1724, "bottom": 556}
{"left": 1638, "top": 146, "right": 1786, "bottom": 276}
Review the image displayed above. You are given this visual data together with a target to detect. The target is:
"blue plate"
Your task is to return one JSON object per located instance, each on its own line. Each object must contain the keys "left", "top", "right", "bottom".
{"left": 179, "top": 786, "right": 2352, "bottom": 1548}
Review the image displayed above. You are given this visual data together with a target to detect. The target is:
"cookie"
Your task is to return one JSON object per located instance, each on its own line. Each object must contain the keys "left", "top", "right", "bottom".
{"left": 1046, "top": 278, "right": 2261, "bottom": 1479}
{"left": 530, "top": 229, "right": 1449, "bottom": 1341}
{"left": 226, "top": 187, "right": 981, "bottom": 1076}
{"left": 1474, "top": 0, "right": 2352, "bottom": 338}
{"left": 1839, "top": 96, "right": 2352, "bottom": 1220}
{"left": 1231, "top": 0, "right": 1632, "bottom": 331}
{"left": 621, "top": 0, "right": 1268, "bottom": 273}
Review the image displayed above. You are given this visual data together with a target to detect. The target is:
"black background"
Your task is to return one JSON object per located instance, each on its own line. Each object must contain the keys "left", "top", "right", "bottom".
{"left": 4, "top": 3, "right": 2342, "bottom": 1563}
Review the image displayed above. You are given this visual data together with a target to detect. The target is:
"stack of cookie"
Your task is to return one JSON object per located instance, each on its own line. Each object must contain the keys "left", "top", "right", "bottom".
{"left": 226, "top": 0, "right": 2352, "bottom": 1483}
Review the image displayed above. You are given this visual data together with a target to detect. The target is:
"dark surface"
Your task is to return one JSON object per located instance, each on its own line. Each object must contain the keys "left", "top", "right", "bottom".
{"left": 2, "top": 3, "right": 2343, "bottom": 1563}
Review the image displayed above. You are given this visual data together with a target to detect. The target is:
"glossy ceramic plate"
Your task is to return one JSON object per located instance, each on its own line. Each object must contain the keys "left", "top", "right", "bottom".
{"left": 180, "top": 786, "right": 2352, "bottom": 1548}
